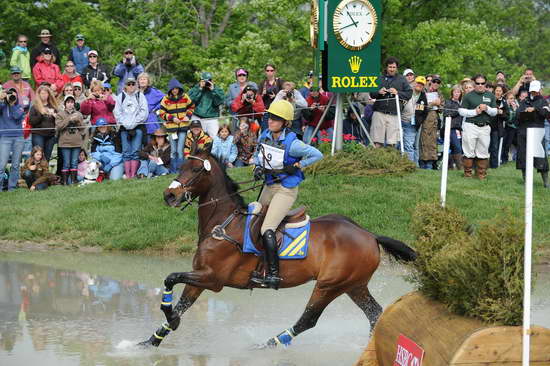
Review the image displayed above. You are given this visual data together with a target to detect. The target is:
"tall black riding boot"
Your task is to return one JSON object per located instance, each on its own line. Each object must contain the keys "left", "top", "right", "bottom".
{"left": 542, "top": 171, "right": 549, "bottom": 188}
{"left": 262, "top": 229, "right": 281, "bottom": 289}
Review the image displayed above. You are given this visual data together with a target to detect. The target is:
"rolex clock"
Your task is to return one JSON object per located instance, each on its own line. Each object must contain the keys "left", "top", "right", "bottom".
{"left": 333, "top": 0, "right": 378, "bottom": 51}
{"left": 310, "top": 0, "right": 319, "bottom": 48}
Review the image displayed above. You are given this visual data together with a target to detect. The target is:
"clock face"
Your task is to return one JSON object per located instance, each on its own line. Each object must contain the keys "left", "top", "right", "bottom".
{"left": 333, "top": 0, "right": 378, "bottom": 51}
{"left": 310, "top": 0, "right": 319, "bottom": 48}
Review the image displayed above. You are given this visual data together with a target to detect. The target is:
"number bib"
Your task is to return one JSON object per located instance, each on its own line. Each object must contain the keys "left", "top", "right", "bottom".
{"left": 258, "top": 143, "right": 285, "bottom": 170}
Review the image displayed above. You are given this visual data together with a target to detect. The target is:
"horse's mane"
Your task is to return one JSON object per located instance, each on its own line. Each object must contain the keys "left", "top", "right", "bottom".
{"left": 198, "top": 150, "right": 247, "bottom": 209}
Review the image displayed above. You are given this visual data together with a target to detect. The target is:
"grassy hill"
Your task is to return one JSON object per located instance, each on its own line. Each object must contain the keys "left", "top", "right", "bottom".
{"left": 1, "top": 163, "right": 549, "bottom": 254}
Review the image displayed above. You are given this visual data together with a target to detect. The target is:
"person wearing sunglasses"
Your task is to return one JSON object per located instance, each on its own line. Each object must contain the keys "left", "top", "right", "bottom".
{"left": 114, "top": 77, "right": 148, "bottom": 178}
{"left": 113, "top": 48, "right": 144, "bottom": 94}
{"left": 30, "top": 29, "right": 61, "bottom": 68}
{"left": 82, "top": 50, "right": 110, "bottom": 89}
{"left": 32, "top": 48, "right": 64, "bottom": 94}
{"left": 68, "top": 34, "right": 90, "bottom": 74}
{"left": 61, "top": 61, "right": 83, "bottom": 86}
{"left": 10, "top": 35, "right": 32, "bottom": 81}
{"left": 419, "top": 74, "right": 444, "bottom": 170}
{"left": 458, "top": 74, "right": 498, "bottom": 179}
{"left": 258, "top": 64, "right": 285, "bottom": 131}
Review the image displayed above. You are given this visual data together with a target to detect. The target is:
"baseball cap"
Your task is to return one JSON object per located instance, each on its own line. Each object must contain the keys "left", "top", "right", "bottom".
{"left": 529, "top": 80, "right": 542, "bottom": 93}
{"left": 96, "top": 118, "right": 109, "bottom": 126}
{"left": 190, "top": 120, "right": 202, "bottom": 129}
{"left": 42, "top": 47, "right": 52, "bottom": 54}
{"left": 102, "top": 82, "right": 112, "bottom": 89}
{"left": 201, "top": 72, "right": 212, "bottom": 81}
{"left": 125, "top": 77, "right": 137, "bottom": 85}
{"left": 88, "top": 50, "right": 98, "bottom": 57}
{"left": 235, "top": 68, "right": 248, "bottom": 77}
{"left": 124, "top": 48, "right": 134, "bottom": 54}
{"left": 403, "top": 68, "right": 415, "bottom": 76}
{"left": 432, "top": 74, "right": 442, "bottom": 82}
{"left": 244, "top": 84, "right": 257, "bottom": 93}
{"left": 415, "top": 76, "right": 427, "bottom": 85}
{"left": 64, "top": 95, "right": 76, "bottom": 103}
{"left": 10, "top": 66, "right": 22, "bottom": 74}
{"left": 75, "top": 34, "right": 85, "bottom": 41}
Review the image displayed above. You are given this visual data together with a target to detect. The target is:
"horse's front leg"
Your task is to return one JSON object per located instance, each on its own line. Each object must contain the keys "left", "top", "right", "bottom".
{"left": 140, "top": 269, "right": 221, "bottom": 347}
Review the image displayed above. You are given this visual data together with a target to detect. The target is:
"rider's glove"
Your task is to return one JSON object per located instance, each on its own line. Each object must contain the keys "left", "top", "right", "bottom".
{"left": 283, "top": 164, "right": 299, "bottom": 175}
{"left": 253, "top": 166, "right": 264, "bottom": 181}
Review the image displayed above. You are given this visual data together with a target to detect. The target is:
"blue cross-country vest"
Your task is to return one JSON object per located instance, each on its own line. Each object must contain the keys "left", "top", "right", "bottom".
{"left": 259, "top": 128, "right": 304, "bottom": 188}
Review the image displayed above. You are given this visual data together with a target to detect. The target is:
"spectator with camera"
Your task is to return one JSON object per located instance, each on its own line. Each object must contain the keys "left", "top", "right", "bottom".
{"left": 231, "top": 84, "right": 265, "bottom": 123}
{"left": 516, "top": 80, "right": 549, "bottom": 188}
{"left": 419, "top": 74, "right": 443, "bottom": 170}
{"left": 32, "top": 48, "right": 64, "bottom": 94}
{"left": 113, "top": 48, "right": 144, "bottom": 93}
{"left": 68, "top": 34, "right": 90, "bottom": 74}
{"left": 137, "top": 127, "right": 171, "bottom": 178}
{"left": 0, "top": 86, "right": 26, "bottom": 192}
{"left": 114, "top": 77, "right": 148, "bottom": 178}
{"left": 511, "top": 68, "right": 536, "bottom": 97}
{"left": 370, "top": 57, "right": 412, "bottom": 148}
{"left": 274, "top": 81, "right": 307, "bottom": 136}
{"left": 459, "top": 74, "right": 498, "bottom": 179}
{"left": 159, "top": 78, "right": 195, "bottom": 173}
{"left": 20, "top": 146, "right": 56, "bottom": 190}
{"left": 80, "top": 80, "right": 116, "bottom": 125}
{"left": 399, "top": 76, "right": 428, "bottom": 163}
{"left": 226, "top": 68, "right": 258, "bottom": 122}
{"left": 303, "top": 86, "right": 332, "bottom": 144}
{"left": 10, "top": 35, "right": 32, "bottom": 81}
{"left": 2, "top": 67, "right": 34, "bottom": 112}
{"left": 81, "top": 50, "right": 110, "bottom": 89}
{"left": 29, "top": 85, "right": 59, "bottom": 161}
{"left": 55, "top": 95, "right": 85, "bottom": 184}
{"left": 188, "top": 71, "right": 225, "bottom": 138}
{"left": 90, "top": 118, "right": 124, "bottom": 180}
{"left": 501, "top": 91, "right": 519, "bottom": 164}
{"left": 137, "top": 72, "right": 165, "bottom": 142}
{"left": 299, "top": 71, "right": 315, "bottom": 99}
{"left": 30, "top": 29, "right": 61, "bottom": 68}
{"left": 258, "top": 64, "right": 284, "bottom": 130}
{"left": 443, "top": 85, "right": 464, "bottom": 169}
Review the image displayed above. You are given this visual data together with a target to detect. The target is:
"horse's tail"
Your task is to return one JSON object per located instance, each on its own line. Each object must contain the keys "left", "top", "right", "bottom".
{"left": 375, "top": 236, "right": 417, "bottom": 262}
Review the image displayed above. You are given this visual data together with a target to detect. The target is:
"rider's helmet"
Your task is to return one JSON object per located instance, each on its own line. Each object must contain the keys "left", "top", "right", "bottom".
{"left": 266, "top": 100, "right": 294, "bottom": 126}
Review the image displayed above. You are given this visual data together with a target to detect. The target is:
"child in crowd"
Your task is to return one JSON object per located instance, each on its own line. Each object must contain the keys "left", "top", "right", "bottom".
{"left": 502, "top": 91, "right": 519, "bottom": 164}
{"left": 184, "top": 120, "right": 212, "bottom": 158}
{"left": 233, "top": 119, "right": 257, "bottom": 167}
{"left": 90, "top": 118, "right": 124, "bottom": 180}
{"left": 55, "top": 95, "right": 85, "bottom": 184}
{"left": 20, "top": 146, "right": 56, "bottom": 190}
{"left": 137, "top": 127, "right": 171, "bottom": 178}
{"left": 77, "top": 149, "right": 89, "bottom": 182}
{"left": 211, "top": 125, "right": 237, "bottom": 167}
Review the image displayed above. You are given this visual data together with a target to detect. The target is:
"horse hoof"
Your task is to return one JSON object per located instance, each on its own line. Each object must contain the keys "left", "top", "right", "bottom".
{"left": 249, "top": 337, "right": 278, "bottom": 350}
{"left": 137, "top": 337, "right": 158, "bottom": 348}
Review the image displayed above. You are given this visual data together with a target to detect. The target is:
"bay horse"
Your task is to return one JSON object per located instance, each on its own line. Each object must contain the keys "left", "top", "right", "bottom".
{"left": 140, "top": 150, "right": 416, "bottom": 348}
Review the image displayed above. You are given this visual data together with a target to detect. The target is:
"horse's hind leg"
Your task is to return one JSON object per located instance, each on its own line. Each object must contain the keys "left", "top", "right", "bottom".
{"left": 346, "top": 285, "right": 383, "bottom": 335}
{"left": 260, "top": 285, "right": 345, "bottom": 348}
{"left": 140, "top": 285, "right": 204, "bottom": 347}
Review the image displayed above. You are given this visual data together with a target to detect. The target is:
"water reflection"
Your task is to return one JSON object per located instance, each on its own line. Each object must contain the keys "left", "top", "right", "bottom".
{"left": 1, "top": 257, "right": 548, "bottom": 366}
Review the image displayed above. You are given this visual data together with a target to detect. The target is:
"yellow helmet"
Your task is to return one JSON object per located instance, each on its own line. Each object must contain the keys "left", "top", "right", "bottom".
{"left": 266, "top": 100, "right": 294, "bottom": 121}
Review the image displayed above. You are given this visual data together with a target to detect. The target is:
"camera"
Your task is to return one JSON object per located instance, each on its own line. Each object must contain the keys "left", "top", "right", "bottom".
{"left": 5, "top": 89, "right": 17, "bottom": 104}
{"left": 204, "top": 80, "right": 213, "bottom": 89}
{"left": 285, "top": 90, "right": 293, "bottom": 100}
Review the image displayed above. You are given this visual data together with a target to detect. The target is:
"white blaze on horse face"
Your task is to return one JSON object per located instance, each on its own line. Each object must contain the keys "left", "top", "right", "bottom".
{"left": 203, "top": 160, "right": 211, "bottom": 172}
{"left": 168, "top": 180, "right": 182, "bottom": 189}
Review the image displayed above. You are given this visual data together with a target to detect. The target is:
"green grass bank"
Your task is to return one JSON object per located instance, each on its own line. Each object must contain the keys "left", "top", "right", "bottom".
{"left": 1, "top": 163, "right": 549, "bottom": 253}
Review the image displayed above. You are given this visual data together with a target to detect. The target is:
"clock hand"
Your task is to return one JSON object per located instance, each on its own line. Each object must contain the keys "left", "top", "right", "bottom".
{"left": 347, "top": 12, "right": 358, "bottom": 27}
{"left": 340, "top": 22, "right": 357, "bottom": 31}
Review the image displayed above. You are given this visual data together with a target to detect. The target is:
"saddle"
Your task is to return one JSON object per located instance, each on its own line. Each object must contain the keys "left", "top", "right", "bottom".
{"left": 248, "top": 202, "right": 308, "bottom": 251}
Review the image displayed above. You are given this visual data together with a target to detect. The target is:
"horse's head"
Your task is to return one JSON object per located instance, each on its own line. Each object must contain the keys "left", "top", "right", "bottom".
{"left": 163, "top": 151, "right": 217, "bottom": 207}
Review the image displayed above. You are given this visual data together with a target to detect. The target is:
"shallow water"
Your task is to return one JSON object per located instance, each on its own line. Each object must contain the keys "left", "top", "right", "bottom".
{"left": 0, "top": 252, "right": 548, "bottom": 366}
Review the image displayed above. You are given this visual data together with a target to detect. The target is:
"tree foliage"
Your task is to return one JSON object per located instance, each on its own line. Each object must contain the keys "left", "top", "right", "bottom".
{"left": 0, "top": 0, "right": 548, "bottom": 91}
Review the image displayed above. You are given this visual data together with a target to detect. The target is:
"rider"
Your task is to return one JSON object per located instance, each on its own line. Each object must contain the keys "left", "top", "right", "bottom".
{"left": 253, "top": 100, "right": 323, "bottom": 289}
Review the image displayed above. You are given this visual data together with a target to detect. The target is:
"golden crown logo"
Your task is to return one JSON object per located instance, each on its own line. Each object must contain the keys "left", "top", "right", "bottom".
{"left": 349, "top": 56, "right": 362, "bottom": 74}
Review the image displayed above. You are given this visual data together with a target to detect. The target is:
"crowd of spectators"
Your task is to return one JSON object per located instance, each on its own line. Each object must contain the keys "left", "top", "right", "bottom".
{"left": 1, "top": 30, "right": 549, "bottom": 192}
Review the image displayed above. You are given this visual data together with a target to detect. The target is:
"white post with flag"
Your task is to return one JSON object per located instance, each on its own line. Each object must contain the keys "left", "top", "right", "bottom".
{"left": 440, "top": 116, "right": 452, "bottom": 208}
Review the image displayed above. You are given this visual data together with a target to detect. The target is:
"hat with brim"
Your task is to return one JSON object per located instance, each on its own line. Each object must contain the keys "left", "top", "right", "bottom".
{"left": 152, "top": 128, "right": 168, "bottom": 137}
{"left": 529, "top": 80, "right": 542, "bottom": 93}
{"left": 201, "top": 72, "right": 212, "bottom": 81}
{"left": 124, "top": 48, "right": 134, "bottom": 54}
{"left": 64, "top": 95, "right": 76, "bottom": 104}
{"left": 190, "top": 120, "right": 202, "bottom": 129}
{"left": 125, "top": 77, "right": 137, "bottom": 85}
{"left": 72, "top": 81, "right": 83, "bottom": 89}
{"left": 38, "top": 29, "right": 52, "bottom": 38}
{"left": 102, "top": 82, "right": 111, "bottom": 89}
{"left": 432, "top": 74, "right": 442, "bottom": 82}
{"left": 10, "top": 66, "right": 22, "bottom": 74}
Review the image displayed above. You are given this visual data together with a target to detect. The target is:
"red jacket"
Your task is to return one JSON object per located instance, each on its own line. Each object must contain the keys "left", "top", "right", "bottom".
{"left": 306, "top": 93, "right": 333, "bottom": 129}
{"left": 80, "top": 96, "right": 116, "bottom": 125}
{"left": 231, "top": 91, "right": 265, "bottom": 120}
{"left": 61, "top": 73, "right": 83, "bottom": 86}
{"left": 32, "top": 58, "right": 64, "bottom": 92}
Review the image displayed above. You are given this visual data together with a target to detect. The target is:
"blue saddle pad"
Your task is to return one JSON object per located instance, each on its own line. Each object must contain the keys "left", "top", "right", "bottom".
{"left": 243, "top": 203, "right": 310, "bottom": 260}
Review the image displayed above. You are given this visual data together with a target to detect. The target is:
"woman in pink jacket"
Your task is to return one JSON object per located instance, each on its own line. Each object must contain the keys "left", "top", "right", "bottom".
{"left": 32, "top": 48, "right": 63, "bottom": 93}
{"left": 79, "top": 80, "right": 116, "bottom": 125}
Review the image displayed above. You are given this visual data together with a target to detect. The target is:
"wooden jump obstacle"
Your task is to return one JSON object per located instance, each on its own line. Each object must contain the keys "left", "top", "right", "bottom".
{"left": 356, "top": 292, "right": 550, "bottom": 366}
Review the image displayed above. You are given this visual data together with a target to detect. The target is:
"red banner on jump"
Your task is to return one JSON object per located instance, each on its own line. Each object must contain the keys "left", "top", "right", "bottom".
{"left": 393, "top": 334, "right": 424, "bottom": 366}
